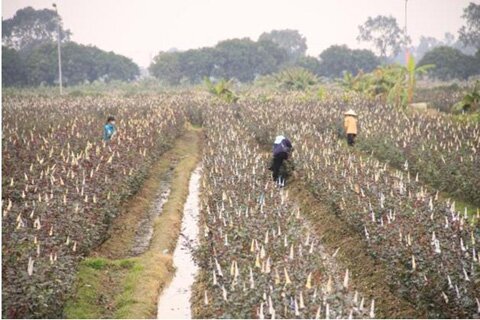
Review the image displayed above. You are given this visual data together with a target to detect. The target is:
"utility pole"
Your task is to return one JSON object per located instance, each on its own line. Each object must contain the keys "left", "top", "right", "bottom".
{"left": 53, "top": 3, "right": 63, "bottom": 94}
{"left": 404, "top": 0, "right": 409, "bottom": 64}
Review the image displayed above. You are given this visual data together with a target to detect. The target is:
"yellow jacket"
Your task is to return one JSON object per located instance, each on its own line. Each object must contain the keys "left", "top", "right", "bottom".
{"left": 344, "top": 116, "right": 358, "bottom": 134}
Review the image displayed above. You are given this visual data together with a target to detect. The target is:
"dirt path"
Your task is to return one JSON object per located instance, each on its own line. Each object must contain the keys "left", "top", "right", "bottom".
{"left": 93, "top": 161, "right": 176, "bottom": 259}
{"left": 288, "top": 177, "right": 423, "bottom": 318}
{"left": 65, "top": 126, "right": 202, "bottom": 319}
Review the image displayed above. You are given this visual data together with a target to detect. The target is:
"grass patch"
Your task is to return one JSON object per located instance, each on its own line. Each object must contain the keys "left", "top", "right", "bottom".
{"left": 83, "top": 258, "right": 109, "bottom": 270}
{"left": 65, "top": 125, "right": 202, "bottom": 319}
{"left": 451, "top": 113, "right": 480, "bottom": 124}
{"left": 119, "top": 260, "right": 135, "bottom": 269}
{"left": 439, "top": 192, "right": 479, "bottom": 223}
{"left": 64, "top": 257, "right": 135, "bottom": 318}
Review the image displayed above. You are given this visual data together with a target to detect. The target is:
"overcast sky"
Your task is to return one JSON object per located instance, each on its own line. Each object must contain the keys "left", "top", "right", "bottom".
{"left": 2, "top": 0, "right": 474, "bottom": 67}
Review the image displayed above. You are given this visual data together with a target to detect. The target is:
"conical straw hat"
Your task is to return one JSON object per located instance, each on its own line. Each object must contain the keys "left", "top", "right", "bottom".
{"left": 344, "top": 109, "right": 357, "bottom": 116}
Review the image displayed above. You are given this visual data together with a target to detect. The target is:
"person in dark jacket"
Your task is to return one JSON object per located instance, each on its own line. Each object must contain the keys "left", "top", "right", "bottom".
{"left": 269, "top": 135, "right": 293, "bottom": 186}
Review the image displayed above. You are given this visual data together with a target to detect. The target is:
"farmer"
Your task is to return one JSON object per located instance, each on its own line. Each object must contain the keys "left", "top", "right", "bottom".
{"left": 103, "top": 116, "right": 117, "bottom": 141}
{"left": 344, "top": 109, "right": 358, "bottom": 146}
{"left": 269, "top": 135, "right": 293, "bottom": 186}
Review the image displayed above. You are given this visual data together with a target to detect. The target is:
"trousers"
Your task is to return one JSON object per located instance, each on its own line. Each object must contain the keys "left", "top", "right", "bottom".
{"left": 347, "top": 134, "right": 356, "bottom": 146}
{"left": 271, "top": 152, "right": 288, "bottom": 182}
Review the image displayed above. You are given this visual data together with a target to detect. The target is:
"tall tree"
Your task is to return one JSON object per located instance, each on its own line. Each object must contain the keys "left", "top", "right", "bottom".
{"left": 418, "top": 46, "right": 478, "bottom": 80}
{"left": 3, "top": 42, "right": 139, "bottom": 87}
{"left": 459, "top": 2, "right": 480, "bottom": 50}
{"left": 295, "top": 56, "right": 322, "bottom": 76}
{"left": 99, "top": 51, "right": 139, "bottom": 82}
{"left": 443, "top": 32, "right": 456, "bottom": 46}
{"left": 415, "top": 36, "right": 442, "bottom": 60}
{"left": 214, "top": 38, "right": 265, "bottom": 82}
{"left": 2, "top": 7, "right": 139, "bottom": 87}
{"left": 180, "top": 48, "right": 217, "bottom": 83}
{"left": 357, "top": 15, "right": 405, "bottom": 60}
{"left": 23, "top": 42, "right": 58, "bottom": 85}
{"left": 149, "top": 51, "right": 183, "bottom": 85}
{"left": 318, "top": 45, "right": 380, "bottom": 78}
{"left": 2, "top": 46, "right": 26, "bottom": 86}
{"left": 2, "top": 7, "right": 71, "bottom": 52}
{"left": 149, "top": 38, "right": 289, "bottom": 84}
{"left": 258, "top": 29, "right": 307, "bottom": 62}
{"left": 256, "top": 39, "right": 290, "bottom": 74}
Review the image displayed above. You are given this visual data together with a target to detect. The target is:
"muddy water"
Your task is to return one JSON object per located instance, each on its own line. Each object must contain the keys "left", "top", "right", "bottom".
{"left": 130, "top": 171, "right": 173, "bottom": 256}
{"left": 157, "top": 166, "right": 202, "bottom": 319}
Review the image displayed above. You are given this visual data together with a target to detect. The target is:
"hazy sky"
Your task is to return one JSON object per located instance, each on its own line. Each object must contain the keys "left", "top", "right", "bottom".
{"left": 2, "top": 0, "right": 475, "bottom": 67}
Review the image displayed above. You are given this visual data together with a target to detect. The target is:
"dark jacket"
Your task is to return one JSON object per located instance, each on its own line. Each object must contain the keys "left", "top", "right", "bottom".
{"left": 273, "top": 138, "right": 292, "bottom": 158}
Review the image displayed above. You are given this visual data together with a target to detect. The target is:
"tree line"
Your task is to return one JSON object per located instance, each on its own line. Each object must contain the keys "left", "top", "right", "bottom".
{"left": 2, "top": 7, "right": 139, "bottom": 87}
{"left": 149, "top": 31, "right": 385, "bottom": 85}
{"left": 2, "top": 3, "right": 480, "bottom": 87}
{"left": 149, "top": 2, "right": 480, "bottom": 85}
{"left": 149, "top": 38, "right": 479, "bottom": 86}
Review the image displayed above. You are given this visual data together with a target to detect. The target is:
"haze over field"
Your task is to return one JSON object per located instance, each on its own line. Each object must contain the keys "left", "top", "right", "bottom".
{"left": 2, "top": 0, "right": 472, "bottom": 67}
{"left": 3, "top": 1, "right": 480, "bottom": 319}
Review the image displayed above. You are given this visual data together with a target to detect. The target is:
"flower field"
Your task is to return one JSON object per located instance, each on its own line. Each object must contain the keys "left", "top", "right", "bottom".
{"left": 235, "top": 94, "right": 480, "bottom": 318}
{"left": 356, "top": 100, "right": 480, "bottom": 207}
{"left": 2, "top": 96, "right": 186, "bottom": 318}
{"left": 191, "top": 104, "right": 371, "bottom": 318}
{"left": 2, "top": 92, "right": 479, "bottom": 318}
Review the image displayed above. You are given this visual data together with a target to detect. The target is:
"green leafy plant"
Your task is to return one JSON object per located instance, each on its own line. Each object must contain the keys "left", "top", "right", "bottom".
{"left": 405, "top": 55, "right": 435, "bottom": 104}
{"left": 340, "top": 67, "right": 403, "bottom": 105}
{"left": 453, "top": 80, "right": 480, "bottom": 113}
{"left": 340, "top": 56, "right": 434, "bottom": 108}
{"left": 204, "top": 78, "right": 239, "bottom": 103}
{"left": 340, "top": 71, "right": 365, "bottom": 93}
{"left": 317, "top": 85, "right": 327, "bottom": 100}
{"left": 271, "top": 67, "right": 318, "bottom": 91}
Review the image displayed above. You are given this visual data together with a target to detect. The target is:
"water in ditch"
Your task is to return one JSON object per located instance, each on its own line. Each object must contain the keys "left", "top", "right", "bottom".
{"left": 130, "top": 169, "right": 173, "bottom": 257}
{"left": 157, "top": 166, "right": 202, "bottom": 319}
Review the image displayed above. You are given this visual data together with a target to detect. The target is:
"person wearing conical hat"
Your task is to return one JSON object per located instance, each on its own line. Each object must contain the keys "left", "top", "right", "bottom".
{"left": 344, "top": 109, "right": 358, "bottom": 146}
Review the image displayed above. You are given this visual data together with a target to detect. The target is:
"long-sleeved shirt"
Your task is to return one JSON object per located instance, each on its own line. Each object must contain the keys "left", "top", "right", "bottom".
{"left": 103, "top": 123, "right": 116, "bottom": 141}
{"left": 273, "top": 137, "right": 292, "bottom": 158}
{"left": 344, "top": 116, "right": 358, "bottom": 134}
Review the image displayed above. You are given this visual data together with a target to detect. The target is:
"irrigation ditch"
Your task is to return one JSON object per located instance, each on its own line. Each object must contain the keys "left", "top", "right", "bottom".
{"left": 64, "top": 126, "right": 202, "bottom": 319}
